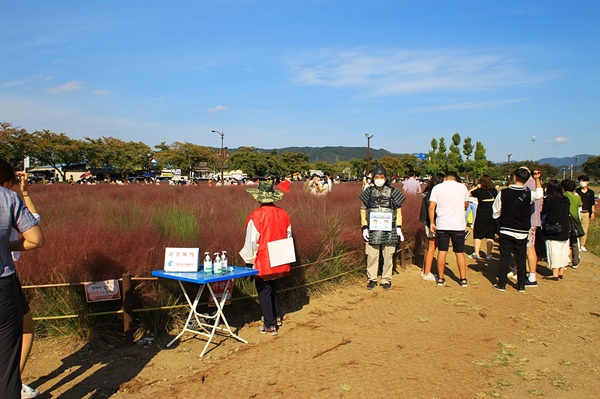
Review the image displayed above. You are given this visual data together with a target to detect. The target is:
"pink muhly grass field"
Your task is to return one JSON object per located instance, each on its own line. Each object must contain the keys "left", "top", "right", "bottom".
{"left": 16, "top": 182, "right": 424, "bottom": 284}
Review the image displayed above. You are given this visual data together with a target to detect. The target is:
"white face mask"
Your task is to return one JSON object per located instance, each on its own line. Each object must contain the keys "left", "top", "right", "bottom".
{"left": 374, "top": 178, "right": 386, "bottom": 188}
{"left": 580, "top": 181, "right": 588, "bottom": 188}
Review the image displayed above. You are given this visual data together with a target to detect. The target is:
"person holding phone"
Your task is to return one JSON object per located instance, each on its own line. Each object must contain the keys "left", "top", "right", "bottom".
{"left": 0, "top": 159, "right": 44, "bottom": 399}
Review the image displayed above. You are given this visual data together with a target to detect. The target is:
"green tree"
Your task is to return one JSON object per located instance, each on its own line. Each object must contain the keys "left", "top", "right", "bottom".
{"left": 29, "top": 130, "right": 88, "bottom": 181}
{"left": 462, "top": 137, "right": 474, "bottom": 181}
{"left": 0, "top": 123, "right": 32, "bottom": 167}
{"left": 154, "top": 141, "right": 215, "bottom": 178}
{"left": 280, "top": 152, "right": 310, "bottom": 175}
{"left": 425, "top": 138, "right": 443, "bottom": 174}
{"left": 349, "top": 157, "right": 367, "bottom": 178}
{"left": 86, "top": 137, "right": 154, "bottom": 179}
{"left": 582, "top": 155, "right": 600, "bottom": 180}
{"left": 462, "top": 137, "right": 474, "bottom": 160}
{"left": 310, "top": 160, "right": 330, "bottom": 173}
{"left": 378, "top": 156, "right": 403, "bottom": 178}
{"left": 228, "top": 147, "right": 269, "bottom": 176}
{"left": 328, "top": 160, "right": 352, "bottom": 179}
{"left": 264, "top": 149, "right": 285, "bottom": 176}
{"left": 447, "top": 132, "right": 463, "bottom": 173}
{"left": 471, "top": 141, "right": 489, "bottom": 178}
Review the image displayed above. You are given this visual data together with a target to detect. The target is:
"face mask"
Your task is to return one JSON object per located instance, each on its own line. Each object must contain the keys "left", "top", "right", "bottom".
{"left": 580, "top": 181, "right": 588, "bottom": 188}
{"left": 374, "top": 178, "right": 386, "bottom": 188}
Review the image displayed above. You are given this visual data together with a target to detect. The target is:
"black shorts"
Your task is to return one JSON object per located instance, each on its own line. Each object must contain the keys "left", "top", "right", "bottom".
{"left": 436, "top": 230, "right": 466, "bottom": 253}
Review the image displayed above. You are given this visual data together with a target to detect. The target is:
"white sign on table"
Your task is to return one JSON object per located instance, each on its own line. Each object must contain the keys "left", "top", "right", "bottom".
{"left": 164, "top": 247, "right": 200, "bottom": 272}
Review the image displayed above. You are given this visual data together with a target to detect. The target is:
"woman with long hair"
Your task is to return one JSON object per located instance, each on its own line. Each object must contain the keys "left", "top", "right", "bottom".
{"left": 541, "top": 180, "right": 570, "bottom": 280}
{"left": 468, "top": 175, "right": 498, "bottom": 261}
{"left": 419, "top": 173, "right": 445, "bottom": 281}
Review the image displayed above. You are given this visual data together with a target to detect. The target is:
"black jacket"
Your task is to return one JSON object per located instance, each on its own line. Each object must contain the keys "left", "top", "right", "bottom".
{"left": 541, "top": 196, "right": 570, "bottom": 241}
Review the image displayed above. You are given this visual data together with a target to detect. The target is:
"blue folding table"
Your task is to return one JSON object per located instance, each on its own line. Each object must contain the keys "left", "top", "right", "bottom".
{"left": 152, "top": 267, "right": 258, "bottom": 357}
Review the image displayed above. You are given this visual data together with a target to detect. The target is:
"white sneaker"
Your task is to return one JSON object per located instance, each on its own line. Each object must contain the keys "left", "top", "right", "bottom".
{"left": 21, "top": 384, "right": 40, "bottom": 398}
{"left": 580, "top": 246, "right": 587, "bottom": 252}
{"left": 485, "top": 254, "right": 493, "bottom": 261}
{"left": 468, "top": 252, "right": 480, "bottom": 260}
{"left": 422, "top": 272, "right": 437, "bottom": 281}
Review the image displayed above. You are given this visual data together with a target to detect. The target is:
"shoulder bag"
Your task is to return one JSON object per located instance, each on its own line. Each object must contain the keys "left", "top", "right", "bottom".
{"left": 542, "top": 201, "right": 564, "bottom": 235}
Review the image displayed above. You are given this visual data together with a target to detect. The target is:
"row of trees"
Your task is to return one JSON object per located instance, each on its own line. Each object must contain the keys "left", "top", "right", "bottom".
{"left": 423, "top": 133, "right": 488, "bottom": 181}
{"left": 0, "top": 122, "right": 423, "bottom": 181}
{"left": 2, "top": 123, "right": 595, "bottom": 182}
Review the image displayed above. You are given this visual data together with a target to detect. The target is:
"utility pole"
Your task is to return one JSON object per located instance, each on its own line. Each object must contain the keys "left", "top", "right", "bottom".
{"left": 365, "top": 133, "right": 373, "bottom": 176}
{"left": 212, "top": 130, "right": 225, "bottom": 183}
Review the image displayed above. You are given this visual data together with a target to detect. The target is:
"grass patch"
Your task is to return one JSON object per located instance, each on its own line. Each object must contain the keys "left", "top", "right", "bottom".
{"left": 560, "top": 360, "right": 574, "bottom": 366}
{"left": 497, "top": 379, "right": 512, "bottom": 389}
{"left": 152, "top": 206, "right": 198, "bottom": 243}
{"left": 513, "top": 369, "right": 537, "bottom": 381}
{"left": 585, "top": 215, "right": 600, "bottom": 257}
{"left": 527, "top": 389, "right": 544, "bottom": 396}
{"left": 550, "top": 378, "right": 572, "bottom": 391}
{"left": 473, "top": 341, "right": 516, "bottom": 368}
{"left": 443, "top": 296, "right": 468, "bottom": 307}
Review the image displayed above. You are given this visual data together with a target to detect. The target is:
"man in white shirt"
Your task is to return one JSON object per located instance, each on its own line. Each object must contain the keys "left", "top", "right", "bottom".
{"left": 428, "top": 171, "right": 470, "bottom": 287}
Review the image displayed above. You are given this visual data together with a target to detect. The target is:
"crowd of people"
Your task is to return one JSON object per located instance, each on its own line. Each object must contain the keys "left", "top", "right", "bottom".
{"left": 384, "top": 167, "right": 594, "bottom": 293}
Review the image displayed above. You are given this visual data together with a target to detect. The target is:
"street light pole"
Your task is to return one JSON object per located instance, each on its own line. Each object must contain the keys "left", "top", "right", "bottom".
{"left": 531, "top": 136, "right": 536, "bottom": 161}
{"left": 365, "top": 133, "right": 373, "bottom": 176}
{"left": 212, "top": 130, "right": 225, "bottom": 183}
{"left": 570, "top": 164, "right": 573, "bottom": 180}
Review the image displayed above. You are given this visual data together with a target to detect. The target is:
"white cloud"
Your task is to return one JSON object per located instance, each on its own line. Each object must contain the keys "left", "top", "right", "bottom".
{"left": 206, "top": 105, "right": 229, "bottom": 113}
{"left": 4, "top": 75, "right": 51, "bottom": 88}
{"left": 548, "top": 136, "right": 570, "bottom": 144}
{"left": 46, "top": 81, "right": 85, "bottom": 94}
{"left": 405, "top": 98, "right": 530, "bottom": 113}
{"left": 288, "top": 48, "right": 560, "bottom": 96}
{"left": 93, "top": 89, "right": 111, "bottom": 95}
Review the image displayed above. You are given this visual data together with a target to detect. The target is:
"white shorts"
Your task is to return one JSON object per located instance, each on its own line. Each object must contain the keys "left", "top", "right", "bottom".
{"left": 545, "top": 239, "right": 569, "bottom": 269}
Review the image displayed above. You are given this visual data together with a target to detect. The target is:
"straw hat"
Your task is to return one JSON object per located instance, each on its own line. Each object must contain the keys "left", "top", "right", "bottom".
{"left": 246, "top": 180, "right": 284, "bottom": 203}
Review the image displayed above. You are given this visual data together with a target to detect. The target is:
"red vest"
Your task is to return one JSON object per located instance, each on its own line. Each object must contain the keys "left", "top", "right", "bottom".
{"left": 246, "top": 204, "right": 292, "bottom": 280}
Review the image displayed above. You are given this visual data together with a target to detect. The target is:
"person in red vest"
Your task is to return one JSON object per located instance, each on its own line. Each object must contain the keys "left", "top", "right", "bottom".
{"left": 240, "top": 180, "right": 293, "bottom": 336}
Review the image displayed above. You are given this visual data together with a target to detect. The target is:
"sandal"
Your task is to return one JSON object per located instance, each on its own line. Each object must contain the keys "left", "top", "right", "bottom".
{"left": 436, "top": 277, "right": 446, "bottom": 286}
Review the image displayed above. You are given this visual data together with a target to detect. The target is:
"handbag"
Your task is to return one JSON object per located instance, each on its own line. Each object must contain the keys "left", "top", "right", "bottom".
{"left": 543, "top": 221, "right": 562, "bottom": 235}
{"left": 569, "top": 214, "right": 585, "bottom": 238}
{"left": 542, "top": 201, "right": 564, "bottom": 235}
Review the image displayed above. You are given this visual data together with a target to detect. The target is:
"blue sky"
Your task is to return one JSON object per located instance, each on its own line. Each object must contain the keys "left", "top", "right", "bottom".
{"left": 1, "top": 1, "right": 598, "bottom": 163}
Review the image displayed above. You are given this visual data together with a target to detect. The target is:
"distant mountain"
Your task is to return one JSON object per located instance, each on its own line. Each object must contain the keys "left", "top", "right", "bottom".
{"left": 537, "top": 154, "right": 593, "bottom": 168}
{"left": 252, "top": 146, "right": 403, "bottom": 163}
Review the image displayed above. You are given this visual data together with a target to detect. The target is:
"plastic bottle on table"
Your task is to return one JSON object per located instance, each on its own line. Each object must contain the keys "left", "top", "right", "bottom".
{"left": 213, "top": 252, "right": 222, "bottom": 275}
{"left": 221, "top": 251, "right": 229, "bottom": 273}
{"left": 203, "top": 252, "right": 212, "bottom": 275}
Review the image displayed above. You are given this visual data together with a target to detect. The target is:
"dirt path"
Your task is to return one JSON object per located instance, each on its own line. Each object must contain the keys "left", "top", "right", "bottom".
{"left": 24, "top": 249, "right": 600, "bottom": 399}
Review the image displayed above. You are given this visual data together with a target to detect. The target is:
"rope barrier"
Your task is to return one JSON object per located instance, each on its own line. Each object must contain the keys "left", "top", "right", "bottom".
{"left": 22, "top": 251, "right": 361, "bottom": 290}
{"left": 30, "top": 259, "right": 364, "bottom": 321}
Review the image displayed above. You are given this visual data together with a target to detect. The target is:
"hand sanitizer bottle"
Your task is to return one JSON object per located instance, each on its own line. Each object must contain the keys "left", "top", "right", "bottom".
{"left": 221, "top": 251, "right": 228, "bottom": 273}
{"left": 213, "top": 252, "right": 222, "bottom": 275}
{"left": 203, "top": 252, "right": 212, "bottom": 275}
